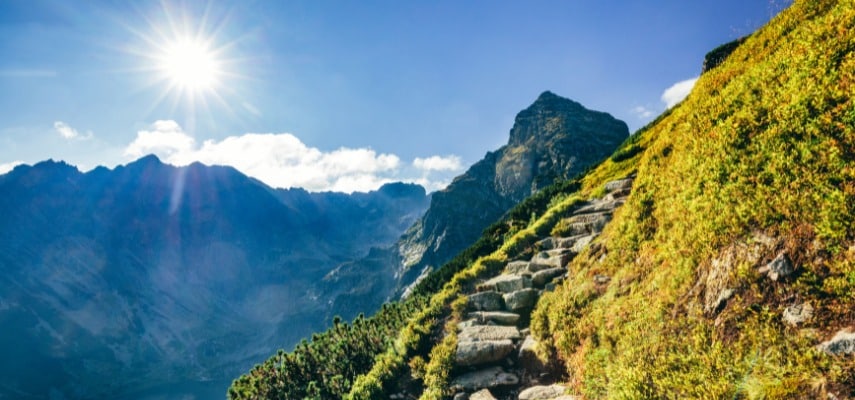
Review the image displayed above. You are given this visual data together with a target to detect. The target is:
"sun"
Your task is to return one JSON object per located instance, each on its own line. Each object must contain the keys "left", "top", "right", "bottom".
{"left": 158, "top": 37, "right": 221, "bottom": 91}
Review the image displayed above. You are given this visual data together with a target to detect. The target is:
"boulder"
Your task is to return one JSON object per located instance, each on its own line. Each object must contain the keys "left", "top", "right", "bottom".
{"left": 532, "top": 267, "right": 565, "bottom": 288}
{"left": 759, "top": 253, "right": 794, "bottom": 281}
{"left": 459, "top": 325, "right": 521, "bottom": 342}
{"left": 575, "top": 199, "right": 620, "bottom": 215}
{"left": 593, "top": 274, "right": 611, "bottom": 285}
{"left": 468, "top": 311, "right": 520, "bottom": 326}
{"left": 518, "top": 384, "right": 568, "bottom": 400}
{"left": 782, "top": 302, "right": 814, "bottom": 327}
{"left": 456, "top": 340, "right": 516, "bottom": 367}
{"left": 503, "top": 289, "right": 540, "bottom": 312}
{"left": 468, "top": 291, "right": 505, "bottom": 311}
{"left": 469, "top": 389, "right": 497, "bottom": 400}
{"left": 479, "top": 274, "right": 532, "bottom": 293}
{"left": 453, "top": 393, "right": 468, "bottom": 400}
{"left": 604, "top": 178, "right": 634, "bottom": 192}
{"left": 818, "top": 329, "right": 855, "bottom": 355}
{"left": 451, "top": 366, "right": 519, "bottom": 391}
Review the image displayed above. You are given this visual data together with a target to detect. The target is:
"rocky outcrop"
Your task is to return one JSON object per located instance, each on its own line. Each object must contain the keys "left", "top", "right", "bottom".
{"left": 445, "top": 177, "right": 635, "bottom": 399}
{"left": 393, "top": 92, "right": 628, "bottom": 294}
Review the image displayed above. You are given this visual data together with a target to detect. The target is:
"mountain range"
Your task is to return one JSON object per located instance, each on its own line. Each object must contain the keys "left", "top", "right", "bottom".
{"left": 0, "top": 158, "right": 429, "bottom": 398}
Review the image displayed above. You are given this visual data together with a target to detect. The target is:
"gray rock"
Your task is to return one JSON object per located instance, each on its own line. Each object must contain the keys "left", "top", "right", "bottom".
{"left": 531, "top": 250, "right": 573, "bottom": 269}
{"left": 503, "top": 289, "right": 540, "bottom": 312}
{"left": 459, "top": 319, "right": 480, "bottom": 328}
{"left": 537, "top": 237, "right": 557, "bottom": 251}
{"left": 468, "top": 291, "right": 505, "bottom": 311}
{"left": 818, "top": 329, "right": 855, "bottom": 355}
{"left": 570, "top": 235, "right": 596, "bottom": 253}
{"left": 532, "top": 267, "right": 566, "bottom": 288}
{"left": 575, "top": 199, "right": 621, "bottom": 215}
{"left": 468, "top": 311, "right": 520, "bottom": 326}
{"left": 783, "top": 302, "right": 814, "bottom": 327}
{"left": 459, "top": 325, "right": 521, "bottom": 342}
{"left": 506, "top": 261, "right": 532, "bottom": 274}
{"left": 469, "top": 389, "right": 497, "bottom": 400}
{"left": 479, "top": 274, "right": 532, "bottom": 293}
{"left": 451, "top": 366, "right": 519, "bottom": 391}
{"left": 456, "top": 340, "right": 516, "bottom": 367}
{"left": 453, "top": 393, "right": 468, "bottom": 400}
{"left": 759, "top": 253, "right": 794, "bottom": 281}
{"left": 604, "top": 178, "right": 634, "bottom": 192}
{"left": 593, "top": 274, "right": 611, "bottom": 284}
{"left": 518, "top": 384, "right": 568, "bottom": 399}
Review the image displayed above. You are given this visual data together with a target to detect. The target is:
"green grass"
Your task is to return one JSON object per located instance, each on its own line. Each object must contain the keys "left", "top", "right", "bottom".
{"left": 533, "top": 0, "right": 855, "bottom": 397}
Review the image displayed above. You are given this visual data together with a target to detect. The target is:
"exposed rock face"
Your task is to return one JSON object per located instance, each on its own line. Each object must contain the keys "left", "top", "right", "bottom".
{"left": 459, "top": 325, "right": 522, "bottom": 342}
{"left": 468, "top": 291, "right": 506, "bottom": 312}
{"left": 0, "top": 157, "right": 430, "bottom": 399}
{"left": 395, "top": 92, "right": 628, "bottom": 292}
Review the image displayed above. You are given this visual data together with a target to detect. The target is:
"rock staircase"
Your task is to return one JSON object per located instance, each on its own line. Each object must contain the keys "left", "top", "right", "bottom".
{"left": 445, "top": 177, "right": 634, "bottom": 400}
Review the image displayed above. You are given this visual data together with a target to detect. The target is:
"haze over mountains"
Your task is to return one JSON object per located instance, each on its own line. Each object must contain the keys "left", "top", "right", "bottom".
{"left": 0, "top": 157, "right": 430, "bottom": 398}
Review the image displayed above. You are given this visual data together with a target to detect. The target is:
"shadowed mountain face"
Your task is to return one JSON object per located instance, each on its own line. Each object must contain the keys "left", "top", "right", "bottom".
{"left": 0, "top": 156, "right": 429, "bottom": 399}
{"left": 322, "top": 92, "right": 628, "bottom": 317}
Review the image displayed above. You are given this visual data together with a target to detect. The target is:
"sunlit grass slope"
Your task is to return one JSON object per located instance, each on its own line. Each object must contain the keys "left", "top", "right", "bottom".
{"left": 230, "top": 1, "right": 854, "bottom": 398}
{"left": 532, "top": 0, "right": 855, "bottom": 397}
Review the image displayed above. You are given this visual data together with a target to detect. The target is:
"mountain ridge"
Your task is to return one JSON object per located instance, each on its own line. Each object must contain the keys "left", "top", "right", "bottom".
{"left": 0, "top": 155, "right": 430, "bottom": 399}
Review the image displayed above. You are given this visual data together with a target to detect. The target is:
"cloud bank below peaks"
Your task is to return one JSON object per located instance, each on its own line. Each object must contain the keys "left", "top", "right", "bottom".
{"left": 124, "top": 120, "right": 463, "bottom": 193}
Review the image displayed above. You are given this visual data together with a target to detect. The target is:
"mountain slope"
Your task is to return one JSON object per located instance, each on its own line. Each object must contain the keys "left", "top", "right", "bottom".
{"left": 321, "top": 93, "right": 628, "bottom": 319}
{"left": 0, "top": 157, "right": 429, "bottom": 399}
{"left": 532, "top": 0, "right": 855, "bottom": 397}
{"left": 230, "top": 0, "right": 855, "bottom": 398}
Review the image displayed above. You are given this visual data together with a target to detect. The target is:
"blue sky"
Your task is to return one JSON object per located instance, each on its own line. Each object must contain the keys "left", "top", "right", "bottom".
{"left": 0, "top": 0, "right": 790, "bottom": 192}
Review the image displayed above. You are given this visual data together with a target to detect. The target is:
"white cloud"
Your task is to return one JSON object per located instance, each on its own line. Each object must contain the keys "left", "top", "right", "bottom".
{"left": 54, "top": 121, "right": 93, "bottom": 140}
{"left": 123, "top": 120, "right": 461, "bottom": 193}
{"left": 413, "top": 155, "right": 463, "bottom": 172}
{"left": 124, "top": 120, "right": 196, "bottom": 159}
{"left": 661, "top": 77, "right": 699, "bottom": 108}
{"left": 0, "top": 160, "right": 24, "bottom": 175}
{"left": 631, "top": 106, "right": 654, "bottom": 119}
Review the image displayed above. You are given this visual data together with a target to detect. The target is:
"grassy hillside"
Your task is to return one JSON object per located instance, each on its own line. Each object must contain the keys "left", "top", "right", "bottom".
{"left": 229, "top": 0, "right": 855, "bottom": 398}
{"left": 533, "top": 0, "right": 855, "bottom": 397}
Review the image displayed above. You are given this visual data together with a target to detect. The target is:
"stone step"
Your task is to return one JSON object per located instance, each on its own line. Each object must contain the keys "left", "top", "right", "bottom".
{"left": 574, "top": 199, "right": 624, "bottom": 215}
{"left": 506, "top": 261, "right": 555, "bottom": 275}
{"left": 569, "top": 234, "right": 596, "bottom": 253}
{"left": 536, "top": 235, "right": 588, "bottom": 251}
{"left": 531, "top": 267, "right": 565, "bottom": 288}
{"left": 478, "top": 274, "right": 532, "bottom": 293}
{"left": 468, "top": 291, "right": 505, "bottom": 312}
{"left": 467, "top": 311, "right": 521, "bottom": 326}
{"left": 503, "top": 289, "right": 540, "bottom": 312}
{"left": 530, "top": 249, "right": 574, "bottom": 269}
{"left": 604, "top": 177, "right": 634, "bottom": 192}
{"left": 519, "top": 384, "right": 574, "bottom": 400}
{"left": 458, "top": 325, "right": 521, "bottom": 342}
{"left": 451, "top": 366, "right": 519, "bottom": 392}
{"left": 456, "top": 339, "right": 515, "bottom": 367}
{"left": 468, "top": 389, "right": 497, "bottom": 400}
